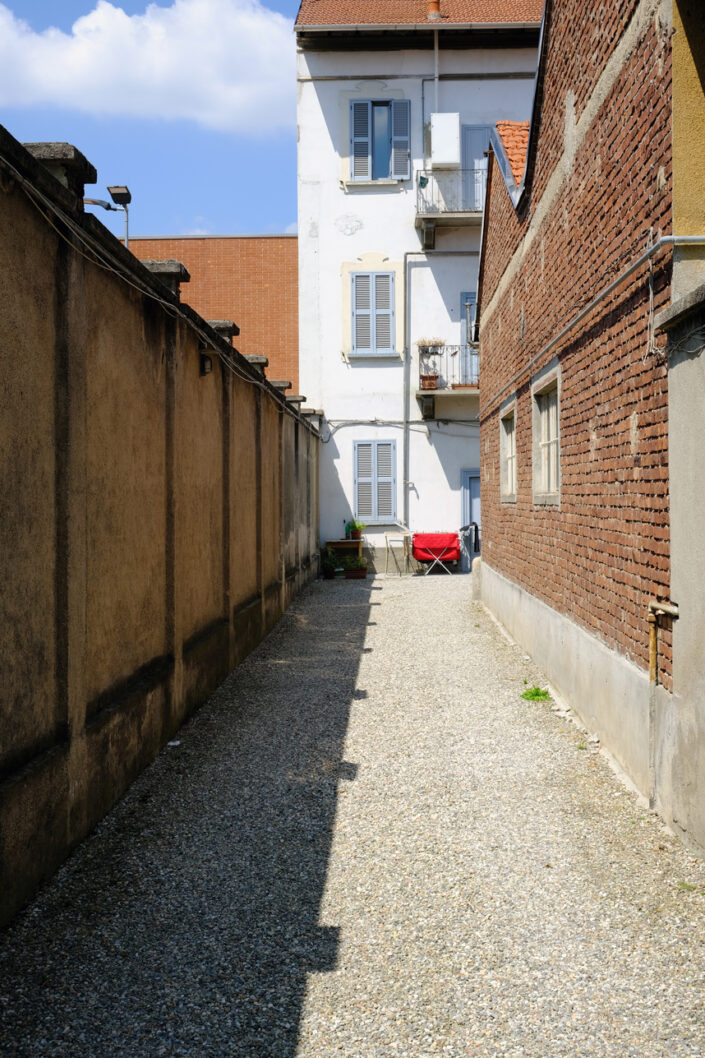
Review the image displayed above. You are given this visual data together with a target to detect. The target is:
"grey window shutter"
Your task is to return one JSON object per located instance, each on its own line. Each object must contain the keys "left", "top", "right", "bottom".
{"left": 351, "top": 100, "right": 372, "bottom": 180}
{"left": 375, "top": 441, "right": 396, "bottom": 520}
{"left": 355, "top": 442, "right": 374, "bottom": 519}
{"left": 352, "top": 273, "right": 373, "bottom": 354}
{"left": 390, "top": 99, "right": 411, "bottom": 180}
{"left": 374, "top": 273, "right": 394, "bottom": 353}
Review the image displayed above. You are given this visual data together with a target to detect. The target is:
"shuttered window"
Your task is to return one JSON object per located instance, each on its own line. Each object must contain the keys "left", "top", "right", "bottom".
{"left": 354, "top": 440, "right": 396, "bottom": 522}
{"left": 352, "top": 272, "right": 395, "bottom": 356}
{"left": 349, "top": 99, "right": 410, "bottom": 182}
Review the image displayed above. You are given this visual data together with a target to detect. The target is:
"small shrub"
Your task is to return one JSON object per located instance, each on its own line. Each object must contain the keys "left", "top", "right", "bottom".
{"left": 521, "top": 686, "right": 551, "bottom": 701}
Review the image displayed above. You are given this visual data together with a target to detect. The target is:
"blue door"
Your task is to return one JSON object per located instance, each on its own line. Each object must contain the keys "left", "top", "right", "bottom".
{"left": 460, "top": 469, "right": 481, "bottom": 572}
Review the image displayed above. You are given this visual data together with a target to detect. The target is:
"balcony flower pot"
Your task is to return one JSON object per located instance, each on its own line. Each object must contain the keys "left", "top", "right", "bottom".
{"left": 420, "top": 373, "right": 439, "bottom": 390}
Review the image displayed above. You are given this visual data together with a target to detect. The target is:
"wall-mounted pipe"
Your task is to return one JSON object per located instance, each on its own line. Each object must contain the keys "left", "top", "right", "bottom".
{"left": 481, "top": 234, "right": 705, "bottom": 417}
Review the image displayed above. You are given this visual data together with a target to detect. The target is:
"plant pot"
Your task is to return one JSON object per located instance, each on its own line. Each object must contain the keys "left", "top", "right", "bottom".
{"left": 344, "top": 568, "right": 367, "bottom": 579}
{"left": 350, "top": 529, "right": 362, "bottom": 539}
{"left": 322, "top": 567, "right": 336, "bottom": 579}
{"left": 420, "top": 374, "right": 439, "bottom": 390}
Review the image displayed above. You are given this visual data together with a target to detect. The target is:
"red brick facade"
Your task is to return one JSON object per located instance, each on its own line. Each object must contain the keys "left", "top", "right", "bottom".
{"left": 478, "top": 0, "right": 674, "bottom": 683}
{"left": 131, "top": 236, "right": 299, "bottom": 392}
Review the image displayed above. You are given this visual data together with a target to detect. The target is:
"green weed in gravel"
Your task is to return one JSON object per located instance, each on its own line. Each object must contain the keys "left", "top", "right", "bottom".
{"left": 521, "top": 685, "right": 551, "bottom": 701}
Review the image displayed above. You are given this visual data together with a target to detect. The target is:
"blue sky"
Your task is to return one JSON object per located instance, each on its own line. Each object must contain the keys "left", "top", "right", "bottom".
{"left": 0, "top": 0, "right": 301, "bottom": 238}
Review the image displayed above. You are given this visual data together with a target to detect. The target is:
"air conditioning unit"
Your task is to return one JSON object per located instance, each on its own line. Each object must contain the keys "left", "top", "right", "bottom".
{"left": 430, "top": 113, "right": 460, "bottom": 169}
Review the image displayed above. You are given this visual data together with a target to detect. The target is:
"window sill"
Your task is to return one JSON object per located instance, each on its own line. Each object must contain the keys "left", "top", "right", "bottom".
{"left": 347, "top": 351, "right": 401, "bottom": 360}
{"left": 343, "top": 179, "right": 407, "bottom": 189}
{"left": 533, "top": 492, "right": 560, "bottom": 506}
{"left": 500, "top": 494, "right": 517, "bottom": 505}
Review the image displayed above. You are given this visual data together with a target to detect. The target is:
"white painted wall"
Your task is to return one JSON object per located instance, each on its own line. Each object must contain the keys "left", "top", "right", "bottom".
{"left": 297, "top": 40, "right": 536, "bottom": 549}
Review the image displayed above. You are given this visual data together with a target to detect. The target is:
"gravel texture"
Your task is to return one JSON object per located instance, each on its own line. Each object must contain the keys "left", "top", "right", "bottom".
{"left": 1, "top": 575, "right": 705, "bottom": 1057}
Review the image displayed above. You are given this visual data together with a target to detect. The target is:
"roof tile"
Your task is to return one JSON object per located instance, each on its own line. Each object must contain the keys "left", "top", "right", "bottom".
{"left": 495, "top": 120, "right": 530, "bottom": 185}
{"left": 296, "top": 0, "right": 543, "bottom": 28}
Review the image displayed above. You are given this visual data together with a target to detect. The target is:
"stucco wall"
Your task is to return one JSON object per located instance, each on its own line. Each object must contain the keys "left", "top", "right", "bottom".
{"left": 297, "top": 42, "right": 537, "bottom": 543}
{"left": 0, "top": 127, "right": 320, "bottom": 928}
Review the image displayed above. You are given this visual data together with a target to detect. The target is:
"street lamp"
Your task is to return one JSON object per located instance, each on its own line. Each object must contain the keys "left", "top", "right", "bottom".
{"left": 84, "top": 184, "right": 132, "bottom": 247}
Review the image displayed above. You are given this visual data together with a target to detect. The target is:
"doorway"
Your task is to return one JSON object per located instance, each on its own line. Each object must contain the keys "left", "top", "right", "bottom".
{"left": 460, "top": 468, "right": 481, "bottom": 573}
{"left": 462, "top": 126, "right": 491, "bottom": 211}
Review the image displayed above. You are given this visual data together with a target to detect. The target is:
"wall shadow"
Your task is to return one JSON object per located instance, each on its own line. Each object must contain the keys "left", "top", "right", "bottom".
{"left": 0, "top": 579, "right": 373, "bottom": 1058}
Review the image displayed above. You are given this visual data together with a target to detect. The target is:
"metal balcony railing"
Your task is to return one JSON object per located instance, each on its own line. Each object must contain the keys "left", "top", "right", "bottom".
{"left": 418, "top": 345, "right": 479, "bottom": 391}
{"left": 416, "top": 169, "right": 487, "bottom": 215}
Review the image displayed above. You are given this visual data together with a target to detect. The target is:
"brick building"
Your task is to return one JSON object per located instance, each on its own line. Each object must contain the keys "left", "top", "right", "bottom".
{"left": 476, "top": 0, "right": 705, "bottom": 848}
{"left": 131, "top": 235, "right": 299, "bottom": 392}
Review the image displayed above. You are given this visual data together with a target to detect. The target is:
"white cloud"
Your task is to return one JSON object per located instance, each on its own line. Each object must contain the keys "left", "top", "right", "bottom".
{"left": 284, "top": 220, "right": 297, "bottom": 233}
{"left": 0, "top": 0, "right": 295, "bottom": 134}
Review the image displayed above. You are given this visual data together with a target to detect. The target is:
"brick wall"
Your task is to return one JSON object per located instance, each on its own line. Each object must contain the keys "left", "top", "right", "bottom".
{"left": 131, "top": 236, "right": 299, "bottom": 392}
{"left": 479, "top": 0, "right": 674, "bottom": 684}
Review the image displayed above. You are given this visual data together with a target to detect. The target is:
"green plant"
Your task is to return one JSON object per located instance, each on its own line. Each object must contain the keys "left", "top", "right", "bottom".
{"left": 521, "top": 686, "right": 551, "bottom": 701}
{"left": 577, "top": 741, "right": 587, "bottom": 751}
{"left": 321, "top": 546, "right": 338, "bottom": 571}
{"left": 677, "top": 880, "right": 701, "bottom": 893}
{"left": 348, "top": 519, "right": 366, "bottom": 531}
{"left": 342, "top": 554, "right": 368, "bottom": 570}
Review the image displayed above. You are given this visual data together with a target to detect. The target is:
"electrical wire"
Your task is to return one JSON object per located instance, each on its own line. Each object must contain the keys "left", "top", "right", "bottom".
{"left": 1, "top": 149, "right": 299, "bottom": 408}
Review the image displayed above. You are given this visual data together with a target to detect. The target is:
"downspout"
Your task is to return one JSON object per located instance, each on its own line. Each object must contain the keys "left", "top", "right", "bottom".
{"left": 434, "top": 29, "right": 440, "bottom": 113}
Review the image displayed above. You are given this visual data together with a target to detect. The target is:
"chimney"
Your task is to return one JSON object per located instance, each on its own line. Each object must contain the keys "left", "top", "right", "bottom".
{"left": 427, "top": 0, "right": 441, "bottom": 19}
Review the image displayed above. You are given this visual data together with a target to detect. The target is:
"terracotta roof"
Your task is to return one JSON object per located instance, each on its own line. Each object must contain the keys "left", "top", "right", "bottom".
{"left": 296, "top": 0, "right": 543, "bottom": 28}
{"left": 495, "top": 120, "right": 530, "bottom": 185}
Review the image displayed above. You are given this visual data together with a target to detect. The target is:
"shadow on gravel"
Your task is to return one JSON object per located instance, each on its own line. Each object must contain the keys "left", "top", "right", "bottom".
{"left": 0, "top": 579, "right": 373, "bottom": 1058}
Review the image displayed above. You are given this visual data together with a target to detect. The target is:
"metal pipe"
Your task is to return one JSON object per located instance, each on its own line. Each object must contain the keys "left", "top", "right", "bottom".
{"left": 434, "top": 29, "right": 440, "bottom": 113}
{"left": 481, "top": 234, "right": 705, "bottom": 417}
{"left": 648, "top": 599, "right": 680, "bottom": 619}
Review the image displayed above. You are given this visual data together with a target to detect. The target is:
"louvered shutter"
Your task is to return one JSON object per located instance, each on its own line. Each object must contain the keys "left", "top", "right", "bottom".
{"left": 374, "top": 273, "right": 394, "bottom": 354}
{"left": 350, "top": 100, "right": 372, "bottom": 180}
{"left": 352, "top": 274, "right": 373, "bottom": 354}
{"left": 375, "top": 441, "right": 396, "bottom": 520}
{"left": 390, "top": 99, "right": 411, "bottom": 180}
{"left": 355, "top": 442, "right": 374, "bottom": 520}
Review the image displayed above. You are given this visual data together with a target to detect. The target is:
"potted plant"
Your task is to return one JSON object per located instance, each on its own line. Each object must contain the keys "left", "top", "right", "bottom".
{"left": 417, "top": 338, "right": 445, "bottom": 389}
{"left": 347, "top": 519, "right": 366, "bottom": 540}
{"left": 343, "top": 555, "right": 368, "bottom": 579}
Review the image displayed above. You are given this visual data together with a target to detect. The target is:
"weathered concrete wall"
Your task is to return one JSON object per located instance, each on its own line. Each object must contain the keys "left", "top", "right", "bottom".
{"left": 656, "top": 287, "right": 705, "bottom": 851}
{"left": 0, "top": 127, "right": 320, "bottom": 928}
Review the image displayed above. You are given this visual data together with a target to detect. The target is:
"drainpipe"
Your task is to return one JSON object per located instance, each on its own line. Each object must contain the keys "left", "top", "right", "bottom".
{"left": 647, "top": 599, "right": 679, "bottom": 810}
{"left": 434, "top": 29, "right": 440, "bottom": 113}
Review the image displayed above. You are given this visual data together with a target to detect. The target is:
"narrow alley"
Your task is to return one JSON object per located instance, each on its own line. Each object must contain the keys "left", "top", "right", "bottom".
{"left": 1, "top": 577, "right": 704, "bottom": 1057}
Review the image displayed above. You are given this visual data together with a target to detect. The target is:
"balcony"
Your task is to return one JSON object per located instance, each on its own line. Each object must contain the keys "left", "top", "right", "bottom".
{"left": 418, "top": 343, "right": 478, "bottom": 390}
{"left": 415, "top": 169, "right": 487, "bottom": 248}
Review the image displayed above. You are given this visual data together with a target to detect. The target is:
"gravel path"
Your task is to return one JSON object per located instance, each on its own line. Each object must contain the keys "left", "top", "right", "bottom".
{"left": 1, "top": 575, "right": 705, "bottom": 1057}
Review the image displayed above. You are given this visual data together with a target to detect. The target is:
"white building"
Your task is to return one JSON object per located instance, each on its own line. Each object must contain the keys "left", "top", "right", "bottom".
{"left": 296, "top": 0, "right": 541, "bottom": 567}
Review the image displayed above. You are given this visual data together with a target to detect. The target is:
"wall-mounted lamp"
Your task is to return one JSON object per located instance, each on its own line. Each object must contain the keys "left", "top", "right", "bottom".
{"left": 199, "top": 352, "right": 213, "bottom": 377}
{"left": 84, "top": 184, "right": 131, "bottom": 247}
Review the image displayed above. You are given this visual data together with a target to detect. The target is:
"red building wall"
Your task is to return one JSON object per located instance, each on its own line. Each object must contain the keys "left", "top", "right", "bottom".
{"left": 478, "top": 0, "right": 673, "bottom": 684}
{"left": 131, "top": 235, "right": 299, "bottom": 393}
